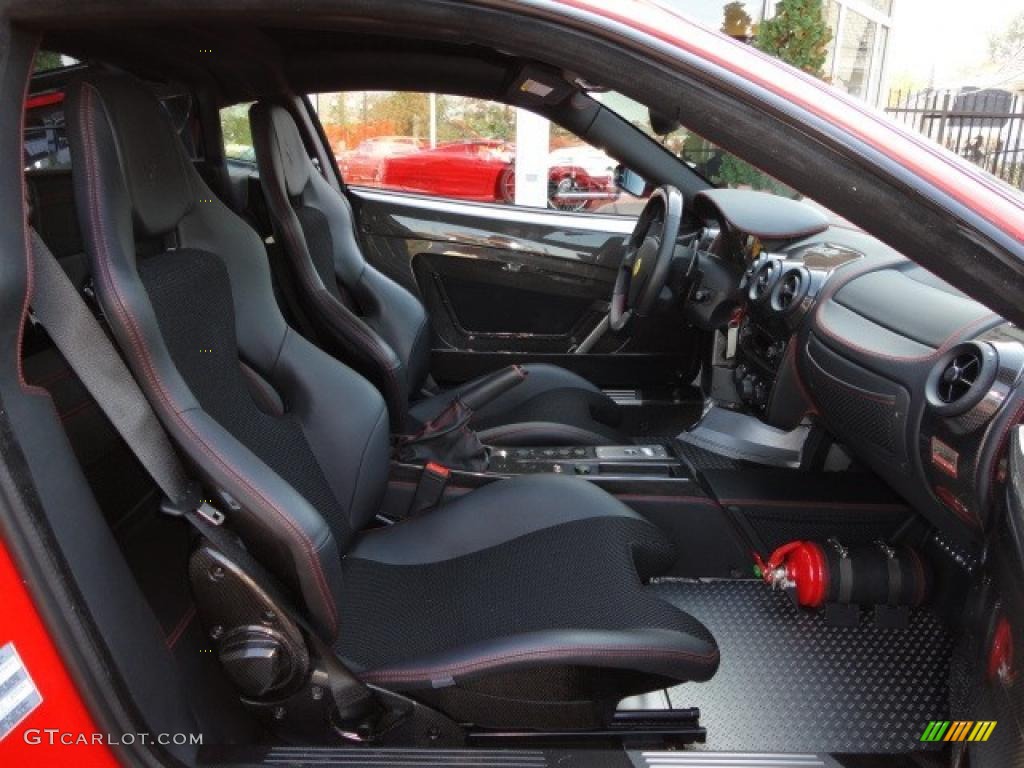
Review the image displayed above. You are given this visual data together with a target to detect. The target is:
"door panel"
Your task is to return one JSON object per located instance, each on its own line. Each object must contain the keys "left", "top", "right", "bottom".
{"left": 351, "top": 187, "right": 702, "bottom": 387}
{"left": 963, "top": 426, "right": 1024, "bottom": 767}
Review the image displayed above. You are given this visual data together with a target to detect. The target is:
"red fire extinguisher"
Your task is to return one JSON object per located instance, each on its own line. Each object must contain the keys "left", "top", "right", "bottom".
{"left": 753, "top": 538, "right": 930, "bottom": 610}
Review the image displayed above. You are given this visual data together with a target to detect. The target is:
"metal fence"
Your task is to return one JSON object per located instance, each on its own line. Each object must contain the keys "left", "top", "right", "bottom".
{"left": 884, "top": 88, "right": 1024, "bottom": 191}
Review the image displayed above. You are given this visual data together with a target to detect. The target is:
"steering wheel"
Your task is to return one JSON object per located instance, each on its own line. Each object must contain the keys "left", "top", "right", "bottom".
{"left": 609, "top": 185, "right": 684, "bottom": 331}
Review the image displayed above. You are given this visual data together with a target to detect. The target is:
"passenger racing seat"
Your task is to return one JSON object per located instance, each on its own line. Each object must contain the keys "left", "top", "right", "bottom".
{"left": 65, "top": 73, "right": 717, "bottom": 730}
{"left": 249, "top": 101, "right": 626, "bottom": 445}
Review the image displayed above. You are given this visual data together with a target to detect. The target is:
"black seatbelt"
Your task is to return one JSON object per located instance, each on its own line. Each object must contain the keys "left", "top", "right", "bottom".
{"left": 28, "top": 229, "right": 222, "bottom": 529}
{"left": 28, "top": 229, "right": 375, "bottom": 720}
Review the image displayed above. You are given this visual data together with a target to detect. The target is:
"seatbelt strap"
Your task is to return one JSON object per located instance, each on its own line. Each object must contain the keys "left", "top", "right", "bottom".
{"left": 29, "top": 230, "right": 197, "bottom": 509}
{"left": 29, "top": 230, "right": 374, "bottom": 719}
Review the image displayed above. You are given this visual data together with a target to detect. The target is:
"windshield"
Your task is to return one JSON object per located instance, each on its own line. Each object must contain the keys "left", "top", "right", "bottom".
{"left": 599, "top": 91, "right": 799, "bottom": 196}
{"left": 599, "top": 91, "right": 857, "bottom": 226}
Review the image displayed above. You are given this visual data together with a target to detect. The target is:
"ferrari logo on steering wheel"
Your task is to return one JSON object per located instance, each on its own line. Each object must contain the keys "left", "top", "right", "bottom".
{"left": 632, "top": 257, "right": 643, "bottom": 278}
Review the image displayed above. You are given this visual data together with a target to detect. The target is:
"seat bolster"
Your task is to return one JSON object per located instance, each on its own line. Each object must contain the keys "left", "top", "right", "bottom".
{"left": 272, "top": 328, "right": 391, "bottom": 533}
{"left": 356, "top": 264, "right": 432, "bottom": 399}
{"left": 348, "top": 474, "right": 644, "bottom": 566}
{"left": 356, "top": 628, "right": 720, "bottom": 689}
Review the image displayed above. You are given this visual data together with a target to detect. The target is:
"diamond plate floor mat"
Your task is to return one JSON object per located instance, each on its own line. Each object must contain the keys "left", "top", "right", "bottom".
{"left": 652, "top": 579, "right": 953, "bottom": 754}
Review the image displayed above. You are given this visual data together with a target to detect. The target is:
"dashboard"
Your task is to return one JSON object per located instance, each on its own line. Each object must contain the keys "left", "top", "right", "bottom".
{"left": 685, "top": 189, "right": 1024, "bottom": 552}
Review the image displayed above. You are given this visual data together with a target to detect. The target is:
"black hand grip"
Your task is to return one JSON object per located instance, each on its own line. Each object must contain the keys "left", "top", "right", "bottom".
{"left": 458, "top": 365, "right": 528, "bottom": 411}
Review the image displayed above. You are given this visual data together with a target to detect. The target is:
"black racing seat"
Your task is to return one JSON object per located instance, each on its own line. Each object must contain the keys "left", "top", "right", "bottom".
{"left": 65, "top": 73, "right": 717, "bottom": 730}
{"left": 249, "top": 102, "right": 626, "bottom": 446}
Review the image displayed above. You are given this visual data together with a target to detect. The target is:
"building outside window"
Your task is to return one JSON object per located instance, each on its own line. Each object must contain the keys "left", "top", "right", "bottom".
{"left": 658, "top": 1, "right": 896, "bottom": 106}
{"left": 823, "top": 0, "right": 895, "bottom": 105}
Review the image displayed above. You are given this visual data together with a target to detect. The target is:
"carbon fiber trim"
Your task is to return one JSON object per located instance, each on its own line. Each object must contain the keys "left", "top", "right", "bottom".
{"left": 654, "top": 579, "right": 953, "bottom": 754}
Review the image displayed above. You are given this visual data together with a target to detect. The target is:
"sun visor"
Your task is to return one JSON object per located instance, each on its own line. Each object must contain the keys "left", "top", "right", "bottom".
{"left": 507, "top": 63, "right": 576, "bottom": 107}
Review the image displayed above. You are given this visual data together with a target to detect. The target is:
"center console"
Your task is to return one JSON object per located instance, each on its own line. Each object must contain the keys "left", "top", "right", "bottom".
{"left": 487, "top": 444, "right": 685, "bottom": 478}
{"left": 733, "top": 257, "right": 815, "bottom": 413}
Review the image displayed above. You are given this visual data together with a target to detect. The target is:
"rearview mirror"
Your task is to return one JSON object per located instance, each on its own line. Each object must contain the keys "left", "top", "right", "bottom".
{"left": 614, "top": 165, "right": 648, "bottom": 197}
{"left": 649, "top": 109, "right": 681, "bottom": 136}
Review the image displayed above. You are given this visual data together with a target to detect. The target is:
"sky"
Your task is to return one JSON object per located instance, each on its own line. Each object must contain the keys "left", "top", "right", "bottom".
{"left": 887, "top": 0, "right": 1023, "bottom": 89}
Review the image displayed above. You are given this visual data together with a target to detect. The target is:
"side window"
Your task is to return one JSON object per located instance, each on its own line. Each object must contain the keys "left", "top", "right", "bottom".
{"left": 220, "top": 103, "right": 255, "bottom": 163}
{"left": 309, "top": 91, "right": 643, "bottom": 215}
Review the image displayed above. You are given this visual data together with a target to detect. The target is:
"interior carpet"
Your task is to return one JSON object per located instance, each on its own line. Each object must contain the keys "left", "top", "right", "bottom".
{"left": 672, "top": 440, "right": 743, "bottom": 471}
{"left": 652, "top": 579, "right": 953, "bottom": 754}
{"left": 617, "top": 402, "right": 703, "bottom": 438}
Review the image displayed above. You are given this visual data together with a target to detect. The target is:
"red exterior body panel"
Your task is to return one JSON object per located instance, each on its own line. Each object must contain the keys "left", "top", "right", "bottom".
{"left": 0, "top": 539, "right": 117, "bottom": 767}
{"left": 381, "top": 141, "right": 511, "bottom": 202}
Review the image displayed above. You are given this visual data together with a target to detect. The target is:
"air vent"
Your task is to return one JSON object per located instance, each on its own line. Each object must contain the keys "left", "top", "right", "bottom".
{"left": 926, "top": 342, "right": 998, "bottom": 416}
{"left": 770, "top": 266, "right": 810, "bottom": 314}
{"left": 747, "top": 258, "right": 781, "bottom": 303}
{"left": 936, "top": 351, "right": 981, "bottom": 404}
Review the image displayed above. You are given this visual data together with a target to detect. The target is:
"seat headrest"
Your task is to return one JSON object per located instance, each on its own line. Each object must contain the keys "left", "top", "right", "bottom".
{"left": 250, "top": 102, "right": 312, "bottom": 198}
{"left": 66, "top": 73, "right": 194, "bottom": 238}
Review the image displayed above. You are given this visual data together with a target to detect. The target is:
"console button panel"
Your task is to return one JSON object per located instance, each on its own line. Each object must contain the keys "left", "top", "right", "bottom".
{"left": 487, "top": 444, "right": 680, "bottom": 477}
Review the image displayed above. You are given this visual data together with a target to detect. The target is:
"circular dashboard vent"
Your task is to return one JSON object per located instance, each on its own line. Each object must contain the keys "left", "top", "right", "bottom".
{"left": 926, "top": 342, "right": 998, "bottom": 416}
{"left": 747, "top": 258, "right": 782, "bottom": 303}
{"left": 769, "top": 266, "right": 810, "bottom": 314}
{"left": 938, "top": 352, "right": 981, "bottom": 404}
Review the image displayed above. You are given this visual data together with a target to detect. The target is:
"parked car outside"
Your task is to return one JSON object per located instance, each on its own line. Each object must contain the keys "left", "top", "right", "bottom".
{"left": 338, "top": 135, "right": 425, "bottom": 185}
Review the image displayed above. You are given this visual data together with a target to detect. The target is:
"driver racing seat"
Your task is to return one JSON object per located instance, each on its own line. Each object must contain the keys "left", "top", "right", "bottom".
{"left": 65, "top": 73, "right": 718, "bottom": 730}
{"left": 249, "top": 101, "right": 626, "bottom": 445}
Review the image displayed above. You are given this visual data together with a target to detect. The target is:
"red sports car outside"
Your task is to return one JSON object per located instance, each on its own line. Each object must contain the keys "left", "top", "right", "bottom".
{"left": 379, "top": 138, "right": 619, "bottom": 210}
{"left": 337, "top": 135, "right": 425, "bottom": 185}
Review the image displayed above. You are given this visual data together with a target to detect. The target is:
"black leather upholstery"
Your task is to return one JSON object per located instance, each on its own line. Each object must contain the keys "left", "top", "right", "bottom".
{"left": 411, "top": 363, "right": 625, "bottom": 445}
{"left": 66, "top": 74, "right": 717, "bottom": 728}
{"left": 250, "top": 102, "right": 626, "bottom": 445}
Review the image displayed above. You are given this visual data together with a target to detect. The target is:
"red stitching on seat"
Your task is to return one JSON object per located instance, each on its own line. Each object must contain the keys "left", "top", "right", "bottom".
{"left": 78, "top": 83, "right": 338, "bottom": 635}
{"left": 165, "top": 604, "right": 196, "bottom": 649}
{"left": 361, "top": 644, "right": 720, "bottom": 684}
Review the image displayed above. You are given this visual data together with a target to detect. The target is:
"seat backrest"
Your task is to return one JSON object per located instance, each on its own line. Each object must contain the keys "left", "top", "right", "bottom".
{"left": 249, "top": 102, "right": 431, "bottom": 432}
{"left": 65, "top": 73, "right": 391, "bottom": 641}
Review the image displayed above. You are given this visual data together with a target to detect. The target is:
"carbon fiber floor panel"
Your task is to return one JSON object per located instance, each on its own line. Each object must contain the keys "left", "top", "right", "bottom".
{"left": 653, "top": 579, "right": 953, "bottom": 754}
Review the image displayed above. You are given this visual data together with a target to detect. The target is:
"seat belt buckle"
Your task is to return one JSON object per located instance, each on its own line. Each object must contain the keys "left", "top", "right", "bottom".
{"left": 410, "top": 462, "right": 450, "bottom": 516}
{"left": 160, "top": 483, "right": 225, "bottom": 527}
{"left": 196, "top": 501, "right": 226, "bottom": 526}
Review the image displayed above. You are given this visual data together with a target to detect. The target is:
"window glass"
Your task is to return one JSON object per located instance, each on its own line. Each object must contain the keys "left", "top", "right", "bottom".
{"left": 309, "top": 91, "right": 639, "bottom": 214}
{"left": 24, "top": 100, "right": 69, "bottom": 170}
{"left": 823, "top": 0, "right": 842, "bottom": 77}
{"left": 33, "top": 50, "right": 79, "bottom": 73}
{"left": 861, "top": 0, "right": 892, "bottom": 13}
{"left": 833, "top": 9, "right": 878, "bottom": 101}
{"left": 25, "top": 86, "right": 198, "bottom": 171}
{"left": 656, "top": 0, "right": 763, "bottom": 38}
{"left": 599, "top": 91, "right": 799, "bottom": 197}
{"left": 220, "top": 103, "right": 255, "bottom": 162}
{"left": 599, "top": 92, "right": 851, "bottom": 225}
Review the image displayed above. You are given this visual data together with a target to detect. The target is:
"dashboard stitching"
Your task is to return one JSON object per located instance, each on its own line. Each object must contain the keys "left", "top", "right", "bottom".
{"left": 815, "top": 302, "right": 999, "bottom": 364}
{"left": 810, "top": 258, "right": 1001, "bottom": 363}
